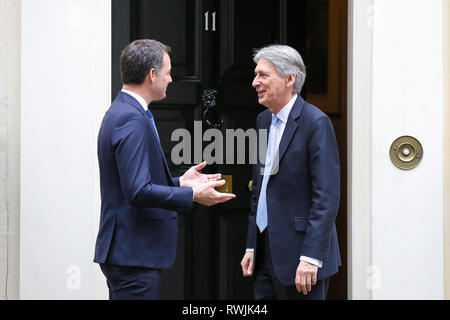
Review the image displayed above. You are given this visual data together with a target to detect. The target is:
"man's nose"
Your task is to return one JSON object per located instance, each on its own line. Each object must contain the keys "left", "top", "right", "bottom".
{"left": 252, "top": 77, "right": 259, "bottom": 88}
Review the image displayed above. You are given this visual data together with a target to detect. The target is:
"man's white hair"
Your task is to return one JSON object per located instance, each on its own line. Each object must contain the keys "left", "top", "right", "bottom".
{"left": 253, "top": 44, "right": 306, "bottom": 94}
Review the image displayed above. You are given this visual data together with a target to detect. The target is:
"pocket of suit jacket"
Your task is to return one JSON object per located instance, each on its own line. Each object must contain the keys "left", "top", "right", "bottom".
{"left": 294, "top": 216, "right": 310, "bottom": 232}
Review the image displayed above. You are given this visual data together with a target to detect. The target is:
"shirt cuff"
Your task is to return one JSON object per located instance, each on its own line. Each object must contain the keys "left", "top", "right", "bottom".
{"left": 300, "top": 256, "right": 323, "bottom": 268}
{"left": 246, "top": 248, "right": 254, "bottom": 252}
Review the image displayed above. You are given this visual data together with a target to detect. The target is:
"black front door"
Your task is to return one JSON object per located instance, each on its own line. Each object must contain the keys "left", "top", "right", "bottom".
{"left": 112, "top": 0, "right": 347, "bottom": 300}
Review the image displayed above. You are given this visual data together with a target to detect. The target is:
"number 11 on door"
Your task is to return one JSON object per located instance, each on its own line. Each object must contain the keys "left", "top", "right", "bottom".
{"left": 204, "top": 11, "right": 216, "bottom": 31}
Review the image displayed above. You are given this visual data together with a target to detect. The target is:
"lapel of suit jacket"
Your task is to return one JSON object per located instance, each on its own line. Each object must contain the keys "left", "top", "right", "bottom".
{"left": 277, "top": 95, "right": 305, "bottom": 163}
{"left": 261, "top": 109, "right": 272, "bottom": 144}
{"left": 118, "top": 92, "right": 174, "bottom": 183}
{"left": 255, "top": 110, "right": 272, "bottom": 184}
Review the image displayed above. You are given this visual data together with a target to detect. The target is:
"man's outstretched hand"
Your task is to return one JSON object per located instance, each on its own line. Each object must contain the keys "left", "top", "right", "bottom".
{"left": 179, "top": 162, "right": 222, "bottom": 188}
{"left": 193, "top": 179, "right": 236, "bottom": 206}
{"left": 180, "top": 162, "right": 236, "bottom": 206}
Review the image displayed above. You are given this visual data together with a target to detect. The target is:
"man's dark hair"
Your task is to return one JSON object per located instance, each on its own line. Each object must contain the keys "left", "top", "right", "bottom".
{"left": 120, "top": 39, "right": 171, "bottom": 85}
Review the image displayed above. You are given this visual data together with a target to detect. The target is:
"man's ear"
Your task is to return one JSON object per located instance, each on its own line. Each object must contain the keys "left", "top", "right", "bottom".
{"left": 148, "top": 68, "right": 157, "bottom": 83}
{"left": 287, "top": 74, "right": 296, "bottom": 88}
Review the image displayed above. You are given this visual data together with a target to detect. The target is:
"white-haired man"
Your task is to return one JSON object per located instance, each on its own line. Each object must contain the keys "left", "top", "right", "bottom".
{"left": 241, "top": 44, "right": 341, "bottom": 300}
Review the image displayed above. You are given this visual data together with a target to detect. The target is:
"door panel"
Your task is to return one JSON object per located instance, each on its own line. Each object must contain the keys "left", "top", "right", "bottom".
{"left": 140, "top": 0, "right": 199, "bottom": 79}
{"left": 218, "top": 213, "right": 254, "bottom": 299}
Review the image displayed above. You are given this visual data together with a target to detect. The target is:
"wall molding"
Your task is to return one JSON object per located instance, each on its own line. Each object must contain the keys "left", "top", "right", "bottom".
{"left": 347, "top": 0, "right": 373, "bottom": 300}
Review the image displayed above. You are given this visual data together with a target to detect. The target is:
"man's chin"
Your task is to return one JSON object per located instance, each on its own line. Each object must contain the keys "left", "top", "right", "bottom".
{"left": 153, "top": 93, "right": 167, "bottom": 102}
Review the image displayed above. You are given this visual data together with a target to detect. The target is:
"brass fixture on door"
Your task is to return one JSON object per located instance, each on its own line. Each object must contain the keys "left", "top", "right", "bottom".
{"left": 389, "top": 136, "right": 423, "bottom": 170}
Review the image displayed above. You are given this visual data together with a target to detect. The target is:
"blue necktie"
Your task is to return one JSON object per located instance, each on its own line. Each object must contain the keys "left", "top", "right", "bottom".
{"left": 256, "top": 115, "right": 279, "bottom": 233}
{"left": 146, "top": 109, "right": 160, "bottom": 142}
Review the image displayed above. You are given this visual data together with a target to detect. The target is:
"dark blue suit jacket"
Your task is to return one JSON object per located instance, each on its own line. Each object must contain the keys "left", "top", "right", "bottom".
{"left": 94, "top": 91, "right": 193, "bottom": 269}
{"left": 246, "top": 95, "right": 341, "bottom": 285}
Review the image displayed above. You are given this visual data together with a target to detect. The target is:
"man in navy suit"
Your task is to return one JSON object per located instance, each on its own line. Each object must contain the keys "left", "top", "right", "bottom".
{"left": 241, "top": 45, "right": 340, "bottom": 300}
{"left": 94, "top": 39, "right": 235, "bottom": 300}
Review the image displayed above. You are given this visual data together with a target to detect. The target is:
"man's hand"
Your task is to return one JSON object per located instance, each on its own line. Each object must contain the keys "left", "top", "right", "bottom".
{"left": 193, "top": 179, "right": 236, "bottom": 206}
{"left": 179, "top": 162, "right": 221, "bottom": 188}
{"left": 240, "top": 251, "right": 254, "bottom": 277}
{"left": 295, "top": 260, "right": 318, "bottom": 295}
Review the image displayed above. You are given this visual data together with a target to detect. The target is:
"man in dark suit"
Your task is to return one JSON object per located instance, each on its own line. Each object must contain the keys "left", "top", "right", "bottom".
{"left": 240, "top": 44, "right": 340, "bottom": 300}
{"left": 94, "top": 39, "right": 235, "bottom": 300}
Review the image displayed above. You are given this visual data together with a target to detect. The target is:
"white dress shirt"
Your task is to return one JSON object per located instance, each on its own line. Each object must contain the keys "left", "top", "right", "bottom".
{"left": 121, "top": 89, "right": 148, "bottom": 111}
{"left": 247, "top": 94, "right": 323, "bottom": 268}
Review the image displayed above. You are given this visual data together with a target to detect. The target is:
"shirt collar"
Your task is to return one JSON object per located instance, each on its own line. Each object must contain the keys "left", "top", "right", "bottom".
{"left": 121, "top": 89, "right": 148, "bottom": 111}
{"left": 273, "top": 94, "right": 298, "bottom": 124}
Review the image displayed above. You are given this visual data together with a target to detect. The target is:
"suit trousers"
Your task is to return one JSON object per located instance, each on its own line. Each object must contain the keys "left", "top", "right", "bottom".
{"left": 254, "top": 230, "right": 329, "bottom": 300}
{"left": 100, "top": 263, "right": 162, "bottom": 300}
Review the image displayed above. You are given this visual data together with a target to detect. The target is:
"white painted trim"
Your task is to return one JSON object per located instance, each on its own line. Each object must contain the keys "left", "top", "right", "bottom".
{"left": 0, "top": 0, "right": 21, "bottom": 300}
{"left": 371, "top": 0, "right": 444, "bottom": 299}
{"left": 20, "top": 0, "right": 111, "bottom": 299}
{"left": 347, "top": 0, "right": 373, "bottom": 300}
{"left": 443, "top": 0, "right": 450, "bottom": 300}
{"left": 92, "top": 0, "right": 111, "bottom": 300}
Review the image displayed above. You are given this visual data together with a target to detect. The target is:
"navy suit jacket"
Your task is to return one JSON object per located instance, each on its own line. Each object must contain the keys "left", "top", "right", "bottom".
{"left": 94, "top": 91, "right": 193, "bottom": 269}
{"left": 246, "top": 95, "right": 341, "bottom": 285}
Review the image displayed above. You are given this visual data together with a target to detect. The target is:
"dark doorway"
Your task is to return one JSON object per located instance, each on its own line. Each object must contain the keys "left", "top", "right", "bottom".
{"left": 111, "top": 0, "right": 348, "bottom": 300}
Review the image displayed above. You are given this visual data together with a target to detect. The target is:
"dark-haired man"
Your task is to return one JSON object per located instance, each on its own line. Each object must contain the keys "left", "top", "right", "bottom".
{"left": 94, "top": 39, "right": 235, "bottom": 300}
